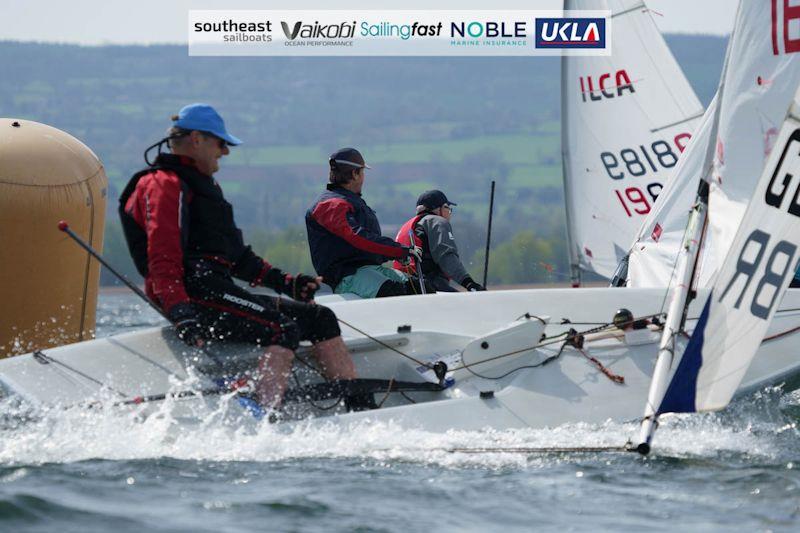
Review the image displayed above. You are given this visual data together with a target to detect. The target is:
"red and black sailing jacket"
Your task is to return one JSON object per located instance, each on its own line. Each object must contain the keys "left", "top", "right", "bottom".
{"left": 119, "top": 154, "right": 273, "bottom": 313}
{"left": 305, "top": 184, "right": 408, "bottom": 288}
{"left": 393, "top": 213, "right": 446, "bottom": 280}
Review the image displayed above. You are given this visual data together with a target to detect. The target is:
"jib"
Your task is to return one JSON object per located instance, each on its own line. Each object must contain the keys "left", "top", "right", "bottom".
{"left": 580, "top": 70, "right": 635, "bottom": 102}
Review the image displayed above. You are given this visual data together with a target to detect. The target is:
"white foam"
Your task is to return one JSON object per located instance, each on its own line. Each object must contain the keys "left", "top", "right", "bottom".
{"left": 0, "top": 383, "right": 795, "bottom": 468}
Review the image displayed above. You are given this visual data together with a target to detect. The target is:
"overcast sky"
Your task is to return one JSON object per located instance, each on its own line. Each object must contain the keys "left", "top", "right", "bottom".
{"left": 0, "top": 0, "right": 735, "bottom": 45}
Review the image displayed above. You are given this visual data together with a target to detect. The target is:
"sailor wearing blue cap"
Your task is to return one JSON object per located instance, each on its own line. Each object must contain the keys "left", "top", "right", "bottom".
{"left": 119, "top": 104, "right": 365, "bottom": 412}
{"left": 173, "top": 103, "right": 243, "bottom": 146}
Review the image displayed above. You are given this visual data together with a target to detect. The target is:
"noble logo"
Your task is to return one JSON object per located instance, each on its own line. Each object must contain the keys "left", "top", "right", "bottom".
{"left": 535, "top": 17, "right": 606, "bottom": 49}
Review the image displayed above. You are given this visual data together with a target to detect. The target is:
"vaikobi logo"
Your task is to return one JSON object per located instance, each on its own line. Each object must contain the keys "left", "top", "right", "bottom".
{"left": 280, "top": 20, "right": 357, "bottom": 40}
{"left": 535, "top": 17, "right": 605, "bottom": 49}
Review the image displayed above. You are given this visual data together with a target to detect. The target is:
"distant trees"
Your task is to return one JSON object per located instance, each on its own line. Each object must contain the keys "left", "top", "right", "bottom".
{"left": 471, "top": 230, "right": 567, "bottom": 286}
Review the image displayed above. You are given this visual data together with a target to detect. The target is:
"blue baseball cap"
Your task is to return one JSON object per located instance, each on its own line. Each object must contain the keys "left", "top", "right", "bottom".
{"left": 173, "top": 103, "right": 242, "bottom": 146}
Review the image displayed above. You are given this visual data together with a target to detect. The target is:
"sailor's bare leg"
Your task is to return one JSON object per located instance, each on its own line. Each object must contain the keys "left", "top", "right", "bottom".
{"left": 255, "top": 345, "right": 295, "bottom": 408}
{"left": 312, "top": 336, "right": 357, "bottom": 380}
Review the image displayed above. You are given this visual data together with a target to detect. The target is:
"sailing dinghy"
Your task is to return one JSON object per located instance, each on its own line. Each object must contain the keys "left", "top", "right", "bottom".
{"left": 1, "top": 0, "right": 799, "bottom": 438}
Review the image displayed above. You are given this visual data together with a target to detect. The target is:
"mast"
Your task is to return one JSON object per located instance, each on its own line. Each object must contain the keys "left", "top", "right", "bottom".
{"left": 635, "top": 182, "right": 707, "bottom": 454}
{"left": 633, "top": 3, "right": 737, "bottom": 452}
{"left": 561, "top": 50, "right": 582, "bottom": 288}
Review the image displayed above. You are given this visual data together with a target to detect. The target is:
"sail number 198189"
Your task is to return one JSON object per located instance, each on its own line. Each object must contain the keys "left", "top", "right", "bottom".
{"left": 602, "top": 134, "right": 691, "bottom": 217}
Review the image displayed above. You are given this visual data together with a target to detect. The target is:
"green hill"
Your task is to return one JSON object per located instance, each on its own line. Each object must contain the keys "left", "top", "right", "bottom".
{"left": 0, "top": 35, "right": 727, "bottom": 285}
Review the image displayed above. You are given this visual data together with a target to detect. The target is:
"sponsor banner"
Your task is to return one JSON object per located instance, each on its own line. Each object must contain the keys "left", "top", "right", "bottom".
{"left": 188, "top": 10, "right": 611, "bottom": 56}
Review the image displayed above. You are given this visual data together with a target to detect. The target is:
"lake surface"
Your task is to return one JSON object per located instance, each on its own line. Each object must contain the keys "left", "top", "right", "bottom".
{"left": 1, "top": 293, "right": 799, "bottom": 532}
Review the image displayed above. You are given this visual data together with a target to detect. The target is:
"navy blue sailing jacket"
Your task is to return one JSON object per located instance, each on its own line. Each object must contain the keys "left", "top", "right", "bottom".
{"left": 305, "top": 184, "right": 407, "bottom": 288}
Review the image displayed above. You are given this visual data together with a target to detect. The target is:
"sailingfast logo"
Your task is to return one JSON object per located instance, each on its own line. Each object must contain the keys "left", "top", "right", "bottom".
{"left": 534, "top": 17, "right": 606, "bottom": 49}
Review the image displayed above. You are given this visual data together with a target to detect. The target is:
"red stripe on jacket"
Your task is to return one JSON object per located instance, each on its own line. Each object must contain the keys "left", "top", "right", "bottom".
{"left": 311, "top": 197, "right": 406, "bottom": 258}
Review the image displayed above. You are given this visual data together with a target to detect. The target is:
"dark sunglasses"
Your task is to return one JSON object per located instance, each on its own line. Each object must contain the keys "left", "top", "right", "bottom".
{"left": 202, "top": 132, "right": 228, "bottom": 149}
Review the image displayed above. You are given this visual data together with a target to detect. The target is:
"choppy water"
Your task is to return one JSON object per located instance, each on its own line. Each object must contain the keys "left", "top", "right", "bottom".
{"left": 1, "top": 293, "right": 799, "bottom": 532}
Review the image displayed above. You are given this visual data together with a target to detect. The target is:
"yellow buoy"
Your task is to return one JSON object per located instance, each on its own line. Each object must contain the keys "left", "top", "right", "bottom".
{"left": 0, "top": 118, "right": 107, "bottom": 357}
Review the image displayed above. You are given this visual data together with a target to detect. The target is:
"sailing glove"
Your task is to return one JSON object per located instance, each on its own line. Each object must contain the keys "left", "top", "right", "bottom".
{"left": 400, "top": 245, "right": 423, "bottom": 266}
{"left": 287, "top": 273, "right": 320, "bottom": 302}
{"left": 462, "top": 277, "right": 486, "bottom": 292}
{"left": 262, "top": 268, "right": 319, "bottom": 302}
{"left": 168, "top": 302, "right": 206, "bottom": 347}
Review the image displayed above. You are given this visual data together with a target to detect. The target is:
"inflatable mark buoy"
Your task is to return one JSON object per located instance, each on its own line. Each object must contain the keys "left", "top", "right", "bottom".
{"left": 0, "top": 119, "right": 107, "bottom": 357}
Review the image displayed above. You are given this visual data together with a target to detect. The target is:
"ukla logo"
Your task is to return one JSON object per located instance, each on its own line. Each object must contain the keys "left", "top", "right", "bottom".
{"left": 535, "top": 18, "right": 606, "bottom": 49}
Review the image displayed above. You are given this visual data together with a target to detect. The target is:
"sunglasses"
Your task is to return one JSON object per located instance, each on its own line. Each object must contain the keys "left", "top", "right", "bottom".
{"left": 202, "top": 133, "right": 228, "bottom": 149}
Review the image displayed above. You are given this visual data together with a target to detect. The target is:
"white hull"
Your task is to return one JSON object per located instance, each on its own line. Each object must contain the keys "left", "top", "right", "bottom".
{"left": 2, "top": 287, "right": 799, "bottom": 432}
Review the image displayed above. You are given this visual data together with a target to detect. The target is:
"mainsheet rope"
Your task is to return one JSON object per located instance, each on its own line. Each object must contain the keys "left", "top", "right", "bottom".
{"left": 338, "top": 312, "right": 669, "bottom": 381}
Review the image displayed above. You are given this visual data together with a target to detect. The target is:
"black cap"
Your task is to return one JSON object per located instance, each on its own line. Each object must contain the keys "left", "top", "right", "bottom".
{"left": 329, "top": 147, "right": 371, "bottom": 170}
{"left": 416, "top": 190, "right": 457, "bottom": 210}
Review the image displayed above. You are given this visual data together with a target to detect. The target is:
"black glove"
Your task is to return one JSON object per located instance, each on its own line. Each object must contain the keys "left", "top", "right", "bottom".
{"left": 400, "top": 245, "right": 422, "bottom": 267}
{"left": 462, "top": 276, "right": 486, "bottom": 292}
{"left": 168, "top": 302, "right": 206, "bottom": 347}
{"left": 288, "top": 273, "right": 320, "bottom": 302}
{"left": 262, "top": 268, "right": 319, "bottom": 302}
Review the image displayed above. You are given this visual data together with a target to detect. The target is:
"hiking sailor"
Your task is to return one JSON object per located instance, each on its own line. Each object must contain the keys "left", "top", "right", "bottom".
{"left": 394, "top": 190, "right": 485, "bottom": 293}
{"left": 305, "top": 147, "right": 429, "bottom": 298}
{"left": 119, "top": 104, "right": 367, "bottom": 411}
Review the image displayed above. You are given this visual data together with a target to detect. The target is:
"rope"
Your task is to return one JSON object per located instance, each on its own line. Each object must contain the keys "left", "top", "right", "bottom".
{"left": 338, "top": 311, "right": 663, "bottom": 382}
{"left": 376, "top": 378, "right": 395, "bottom": 408}
{"left": 443, "top": 445, "right": 634, "bottom": 454}
{"left": 763, "top": 325, "right": 800, "bottom": 343}
{"left": 459, "top": 343, "right": 569, "bottom": 381}
{"left": 33, "top": 351, "right": 128, "bottom": 398}
{"left": 575, "top": 347, "right": 625, "bottom": 384}
{"left": 399, "top": 391, "right": 417, "bottom": 404}
{"left": 290, "top": 368, "right": 341, "bottom": 411}
{"left": 450, "top": 313, "right": 665, "bottom": 373}
{"left": 336, "top": 317, "right": 432, "bottom": 368}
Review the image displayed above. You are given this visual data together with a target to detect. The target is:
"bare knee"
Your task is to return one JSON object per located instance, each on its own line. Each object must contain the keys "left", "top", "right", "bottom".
{"left": 259, "top": 345, "right": 295, "bottom": 374}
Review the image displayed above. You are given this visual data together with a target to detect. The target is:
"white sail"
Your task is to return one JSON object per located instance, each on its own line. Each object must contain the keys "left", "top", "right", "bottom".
{"left": 562, "top": 0, "right": 703, "bottom": 283}
{"left": 635, "top": 0, "right": 800, "bottom": 452}
{"left": 628, "top": 0, "right": 800, "bottom": 288}
{"left": 627, "top": 94, "right": 720, "bottom": 287}
{"left": 658, "top": 92, "right": 800, "bottom": 413}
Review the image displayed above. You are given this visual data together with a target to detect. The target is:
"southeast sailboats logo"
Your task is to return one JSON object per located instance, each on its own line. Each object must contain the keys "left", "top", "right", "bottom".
{"left": 534, "top": 18, "right": 606, "bottom": 49}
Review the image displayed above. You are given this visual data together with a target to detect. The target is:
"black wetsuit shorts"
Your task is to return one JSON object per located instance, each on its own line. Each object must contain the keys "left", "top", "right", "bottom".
{"left": 184, "top": 271, "right": 340, "bottom": 349}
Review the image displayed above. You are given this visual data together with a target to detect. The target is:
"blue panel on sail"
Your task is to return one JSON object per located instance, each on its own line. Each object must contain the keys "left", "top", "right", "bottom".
{"left": 658, "top": 296, "right": 712, "bottom": 414}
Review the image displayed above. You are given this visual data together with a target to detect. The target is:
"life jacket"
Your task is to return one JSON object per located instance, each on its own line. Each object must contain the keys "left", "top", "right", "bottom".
{"left": 119, "top": 153, "right": 250, "bottom": 278}
{"left": 393, "top": 213, "right": 446, "bottom": 279}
